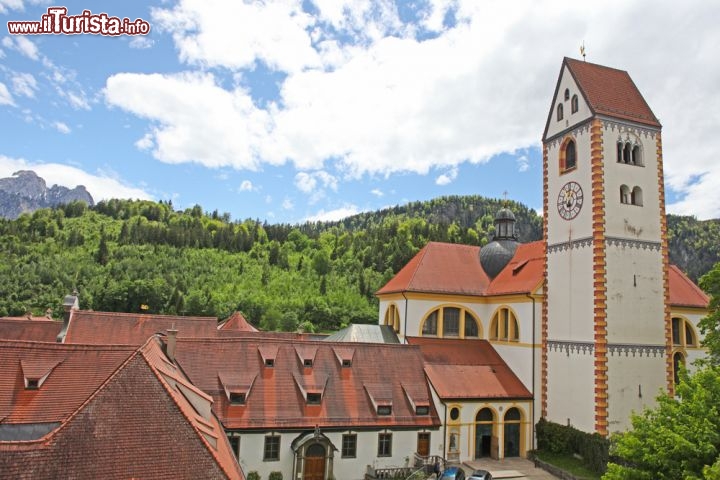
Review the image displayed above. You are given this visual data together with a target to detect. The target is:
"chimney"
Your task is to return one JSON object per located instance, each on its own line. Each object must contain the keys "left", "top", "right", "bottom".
{"left": 166, "top": 324, "right": 178, "bottom": 362}
{"left": 56, "top": 290, "right": 79, "bottom": 343}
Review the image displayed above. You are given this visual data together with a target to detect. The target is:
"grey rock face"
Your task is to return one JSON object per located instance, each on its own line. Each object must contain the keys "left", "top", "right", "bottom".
{"left": 0, "top": 170, "right": 94, "bottom": 219}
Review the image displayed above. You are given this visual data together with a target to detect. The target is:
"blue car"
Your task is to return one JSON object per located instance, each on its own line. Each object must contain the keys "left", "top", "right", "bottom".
{"left": 439, "top": 466, "right": 465, "bottom": 480}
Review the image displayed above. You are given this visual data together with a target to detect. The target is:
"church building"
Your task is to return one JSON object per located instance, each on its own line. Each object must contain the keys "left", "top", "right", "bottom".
{"left": 377, "top": 57, "right": 709, "bottom": 459}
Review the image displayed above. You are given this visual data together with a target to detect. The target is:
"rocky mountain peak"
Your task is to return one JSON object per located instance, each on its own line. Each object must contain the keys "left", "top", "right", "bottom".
{"left": 0, "top": 170, "right": 94, "bottom": 219}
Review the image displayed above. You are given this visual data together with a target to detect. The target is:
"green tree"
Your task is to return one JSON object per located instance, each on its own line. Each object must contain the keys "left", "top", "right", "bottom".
{"left": 699, "top": 263, "right": 720, "bottom": 365}
{"left": 603, "top": 366, "right": 720, "bottom": 480}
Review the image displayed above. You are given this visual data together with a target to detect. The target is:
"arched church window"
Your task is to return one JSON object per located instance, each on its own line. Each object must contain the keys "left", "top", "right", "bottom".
{"left": 557, "top": 103, "right": 564, "bottom": 121}
{"left": 631, "top": 144, "right": 642, "bottom": 165}
{"left": 465, "top": 312, "right": 479, "bottom": 338}
{"left": 631, "top": 186, "right": 643, "bottom": 206}
{"left": 623, "top": 143, "right": 632, "bottom": 164}
{"left": 617, "top": 142, "right": 623, "bottom": 163}
{"left": 384, "top": 304, "right": 400, "bottom": 332}
{"left": 564, "top": 88, "right": 570, "bottom": 101}
{"left": 421, "top": 306, "right": 482, "bottom": 338}
{"left": 571, "top": 94, "right": 578, "bottom": 113}
{"left": 563, "top": 140, "right": 576, "bottom": 171}
{"left": 489, "top": 307, "right": 519, "bottom": 342}
{"left": 672, "top": 317, "right": 697, "bottom": 347}
{"left": 620, "top": 185, "right": 630, "bottom": 204}
{"left": 422, "top": 310, "right": 438, "bottom": 336}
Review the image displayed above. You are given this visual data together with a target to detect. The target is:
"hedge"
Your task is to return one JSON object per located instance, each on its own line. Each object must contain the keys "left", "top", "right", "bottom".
{"left": 535, "top": 418, "right": 609, "bottom": 474}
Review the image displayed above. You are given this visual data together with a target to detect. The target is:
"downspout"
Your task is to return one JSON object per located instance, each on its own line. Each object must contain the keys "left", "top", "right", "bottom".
{"left": 402, "top": 292, "right": 409, "bottom": 343}
{"left": 443, "top": 403, "right": 447, "bottom": 460}
{"left": 526, "top": 293, "right": 536, "bottom": 450}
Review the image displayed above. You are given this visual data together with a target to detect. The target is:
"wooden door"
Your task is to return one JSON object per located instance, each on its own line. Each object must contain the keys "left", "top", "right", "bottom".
{"left": 304, "top": 443, "right": 326, "bottom": 480}
{"left": 417, "top": 433, "right": 430, "bottom": 456}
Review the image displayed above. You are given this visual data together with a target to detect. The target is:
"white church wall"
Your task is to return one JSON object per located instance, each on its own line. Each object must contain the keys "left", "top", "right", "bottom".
{"left": 546, "top": 247, "right": 595, "bottom": 341}
{"left": 545, "top": 350, "right": 596, "bottom": 433}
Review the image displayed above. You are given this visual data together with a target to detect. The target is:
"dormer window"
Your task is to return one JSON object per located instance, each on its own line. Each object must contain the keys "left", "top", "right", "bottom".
{"left": 307, "top": 393, "right": 321, "bottom": 405}
{"left": 303, "top": 359, "right": 313, "bottom": 367}
{"left": 333, "top": 347, "right": 355, "bottom": 368}
{"left": 229, "top": 392, "right": 246, "bottom": 405}
{"left": 21, "top": 359, "right": 60, "bottom": 390}
{"left": 26, "top": 378, "right": 40, "bottom": 389}
{"left": 416, "top": 406, "right": 429, "bottom": 416}
{"left": 265, "top": 359, "right": 275, "bottom": 367}
{"left": 342, "top": 359, "right": 352, "bottom": 367}
{"left": 377, "top": 405, "right": 392, "bottom": 416}
{"left": 258, "top": 345, "right": 279, "bottom": 368}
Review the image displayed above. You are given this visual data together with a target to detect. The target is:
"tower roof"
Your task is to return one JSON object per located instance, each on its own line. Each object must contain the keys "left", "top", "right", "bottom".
{"left": 543, "top": 57, "right": 661, "bottom": 141}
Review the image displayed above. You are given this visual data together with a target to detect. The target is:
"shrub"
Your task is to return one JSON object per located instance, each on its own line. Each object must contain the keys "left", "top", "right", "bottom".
{"left": 535, "top": 418, "right": 609, "bottom": 474}
{"left": 268, "top": 472, "right": 283, "bottom": 480}
{"left": 247, "top": 472, "right": 260, "bottom": 480}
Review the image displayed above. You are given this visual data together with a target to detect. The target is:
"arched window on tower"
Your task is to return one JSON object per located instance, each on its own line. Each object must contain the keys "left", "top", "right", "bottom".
{"left": 631, "top": 144, "right": 642, "bottom": 166}
{"left": 620, "top": 185, "right": 630, "bottom": 204}
{"left": 571, "top": 94, "right": 578, "bottom": 113}
{"left": 557, "top": 103, "right": 564, "bottom": 121}
{"left": 617, "top": 142, "right": 623, "bottom": 163}
{"left": 631, "top": 186, "right": 643, "bottom": 206}
{"left": 564, "top": 140, "right": 576, "bottom": 170}
{"left": 623, "top": 143, "right": 632, "bottom": 164}
{"left": 564, "top": 88, "right": 570, "bottom": 101}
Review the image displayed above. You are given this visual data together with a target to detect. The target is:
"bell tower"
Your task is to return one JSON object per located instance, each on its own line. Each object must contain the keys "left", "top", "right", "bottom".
{"left": 541, "top": 58, "right": 671, "bottom": 434}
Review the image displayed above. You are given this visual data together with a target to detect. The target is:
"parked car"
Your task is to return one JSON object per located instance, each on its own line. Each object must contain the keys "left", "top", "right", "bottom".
{"left": 439, "top": 466, "right": 465, "bottom": 480}
{"left": 468, "top": 469, "right": 492, "bottom": 480}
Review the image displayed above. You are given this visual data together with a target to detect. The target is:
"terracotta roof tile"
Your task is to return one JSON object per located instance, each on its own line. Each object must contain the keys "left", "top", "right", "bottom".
{"left": 174, "top": 337, "right": 440, "bottom": 430}
{"left": 565, "top": 57, "right": 661, "bottom": 128}
{"left": 376, "top": 242, "right": 490, "bottom": 296}
{"left": 486, "top": 241, "right": 544, "bottom": 295}
{"left": 0, "top": 318, "right": 63, "bottom": 342}
{"left": 669, "top": 265, "right": 710, "bottom": 308}
{"left": 218, "top": 312, "right": 258, "bottom": 332}
{"left": 407, "top": 337, "right": 531, "bottom": 400}
{"left": 63, "top": 310, "right": 219, "bottom": 345}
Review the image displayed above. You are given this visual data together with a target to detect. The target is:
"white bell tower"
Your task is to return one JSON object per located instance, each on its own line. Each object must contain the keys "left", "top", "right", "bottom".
{"left": 541, "top": 58, "right": 671, "bottom": 435}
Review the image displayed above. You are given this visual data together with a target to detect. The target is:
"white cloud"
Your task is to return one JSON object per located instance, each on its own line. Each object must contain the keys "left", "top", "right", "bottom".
{"left": 282, "top": 198, "right": 294, "bottom": 210}
{"left": 305, "top": 204, "right": 360, "bottom": 222}
{"left": 103, "top": 0, "right": 720, "bottom": 219}
{"left": 152, "top": 0, "right": 320, "bottom": 73}
{"left": 435, "top": 167, "right": 458, "bottom": 186}
{"left": 294, "top": 172, "right": 316, "bottom": 193}
{"left": 52, "top": 121, "right": 70, "bottom": 134}
{"left": 105, "top": 71, "right": 277, "bottom": 169}
{"left": 129, "top": 36, "right": 155, "bottom": 49}
{"left": 0, "top": 155, "right": 152, "bottom": 202}
{"left": 517, "top": 155, "right": 529, "bottom": 173}
{"left": 239, "top": 180, "right": 254, "bottom": 192}
{"left": 370, "top": 188, "right": 384, "bottom": 197}
{"left": 0, "top": 82, "right": 14, "bottom": 106}
{"left": 13, "top": 36, "right": 39, "bottom": 60}
{"left": 135, "top": 133, "right": 154, "bottom": 150}
{"left": 11, "top": 72, "right": 38, "bottom": 98}
{"left": 0, "top": 0, "right": 24, "bottom": 14}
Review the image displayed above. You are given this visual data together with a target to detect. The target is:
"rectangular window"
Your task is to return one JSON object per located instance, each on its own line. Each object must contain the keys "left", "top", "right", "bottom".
{"left": 263, "top": 435, "right": 281, "bottom": 461}
{"left": 265, "top": 358, "right": 275, "bottom": 367}
{"left": 342, "top": 434, "right": 357, "bottom": 458}
{"left": 227, "top": 434, "right": 240, "bottom": 459}
{"left": 307, "top": 393, "right": 321, "bottom": 405}
{"left": 443, "top": 308, "right": 460, "bottom": 336}
{"left": 378, "top": 433, "right": 392, "bottom": 457}
{"left": 229, "top": 392, "right": 246, "bottom": 405}
{"left": 377, "top": 405, "right": 392, "bottom": 416}
{"left": 415, "top": 406, "right": 429, "bottom": 416}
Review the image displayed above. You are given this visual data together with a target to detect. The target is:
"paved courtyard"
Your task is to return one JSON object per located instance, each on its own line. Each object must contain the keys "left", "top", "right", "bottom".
{"left": 458, "top": 457, "right": 559, "bottom": 479}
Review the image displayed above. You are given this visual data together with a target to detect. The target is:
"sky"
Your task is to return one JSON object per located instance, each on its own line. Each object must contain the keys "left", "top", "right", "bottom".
{"left": 1, "top": 0, "right": 719, "bottom": 223}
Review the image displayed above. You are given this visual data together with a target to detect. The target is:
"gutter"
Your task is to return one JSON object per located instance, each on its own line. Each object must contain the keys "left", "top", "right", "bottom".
{"left": 526, "top": 292, "right": 537, "bottom": 450}
{"left": 402, "top": 292, "right": 409, "bottom": 343}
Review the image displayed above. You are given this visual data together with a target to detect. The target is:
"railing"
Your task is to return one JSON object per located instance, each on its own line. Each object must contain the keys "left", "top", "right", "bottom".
{"left": 364, "top": 452, "right": 448, "bottom": 480}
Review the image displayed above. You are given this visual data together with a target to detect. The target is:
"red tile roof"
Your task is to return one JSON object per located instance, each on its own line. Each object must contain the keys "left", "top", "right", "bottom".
{"left": 376, "top": 242, "right": 490, "bottom": 296}
{"left": 669, "top": 265, "right": 710, "bottom": 308}
{"left": 486, "top": 242, "right": 544, "bottom": 295}
{"left": 0, "top": 341, "right": 137, "bottom": 424}
{"left": 0, "top": 318, "right": 62, "bottom": 342}
{"left": 218, "top": 311, "right": 258, "bottom": 332}
{"left": 63, "top": 310, "right": 220, "bottom": 345}
{"left": 0, "top": 339, "right": 244, "bottom": 480}
{"left": 378, "top": 241, "right": 705, "bottom": 309}
{"left": 174, "top": 337, "right": 440, "bottom": 430}
{"left": 565, "top": 57, "right": 661, "bottom": 128}
{"left": 407, "top": 337, "right": 532, "bottom": 400}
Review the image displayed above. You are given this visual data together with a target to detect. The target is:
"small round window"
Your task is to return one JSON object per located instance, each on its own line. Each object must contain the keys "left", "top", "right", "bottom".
{"left": 450, "top": 407, "right": 460, "bottom": 421}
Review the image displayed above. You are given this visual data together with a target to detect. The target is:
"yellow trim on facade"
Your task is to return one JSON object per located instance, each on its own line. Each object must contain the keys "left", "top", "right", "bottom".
{"left": 379, "top": 292, "right": 539, "bottom": 304}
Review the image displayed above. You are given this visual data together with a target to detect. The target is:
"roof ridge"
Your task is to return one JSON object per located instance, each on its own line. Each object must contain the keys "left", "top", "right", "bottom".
{"left": 139, "top": 338, "right": 237, "bottom": 480}
{"left": 0, "top": 339, "right": 138, "bottom": 351}
{"left": 75, "top": 310, "right": 218, "bottom": 321}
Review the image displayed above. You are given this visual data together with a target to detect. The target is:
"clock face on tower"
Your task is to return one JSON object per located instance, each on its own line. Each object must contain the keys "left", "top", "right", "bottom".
{"left": 557, "top": 181, "right": 584, "bottom": 220}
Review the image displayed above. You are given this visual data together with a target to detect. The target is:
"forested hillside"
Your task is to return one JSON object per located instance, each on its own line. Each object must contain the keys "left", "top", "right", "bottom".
{"left": 0, "top": 196, "right": 715, "bottom": 332}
